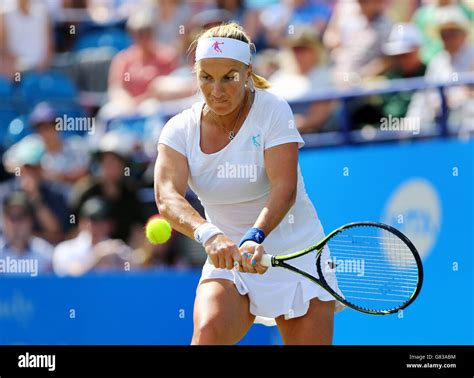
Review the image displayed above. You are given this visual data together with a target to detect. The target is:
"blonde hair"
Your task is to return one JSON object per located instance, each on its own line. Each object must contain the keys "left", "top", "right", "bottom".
{"left": 191, "top": 22, "right": 271, "bottom": 89}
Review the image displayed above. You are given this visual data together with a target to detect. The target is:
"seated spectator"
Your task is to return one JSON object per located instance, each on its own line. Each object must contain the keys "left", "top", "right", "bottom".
{"left": 269, "top": 26, "right": 337, "bottom": 133}
{"left": 253, "top": 48, "right": 281, "bottom": 80}
{"left": 86, "top": 0, "right": 141, "bottom": 24}
{"left": 90, "top": 239, "right": 136, "bottom": 273}
{"left": 53, "top": 196, "right": 129, "bottom": 276}
{"left": 0, "top": 0, "right": 54, "bottom": 73}
{"left": 324, "top": 0, "right": 393, "bottom": 85}
{"left": 414, "top": 5, "right": 474, "bottom": 130}
{"left": 427, "top": 5, "right": 473, "bottom": 80}
{"left": 261, "top": 0, "right": 333, "bottom": 48}
{"left": 350, "top": 23, "right": 428, "bottom": 130}
{"left": 411, "top": 0, "right": 469, "bottom": 64}
{"left": 1, "top": 137, "right": 71, "bottom": 244}
{"left": 188, "top": 7, "right": 233, "bottom": 31}
{"left": 0, "top": 191, "right": 53, "bottom": 276}
{"left": 434, "top": 5, "right": 473, "bottom": 127}
{"left": 380, "top": 23, "right": 427, "bottom": 118}
{"left": 70, "top": 131, "right": 145, "bottom": 246}
{"left": 26, "top": 102, "right": 90, "bottom": 186}
{"left": 216, "top": 0, "right": 248, "bottom": 27}
{"left": 152, "top": 0, "right": 192, "bottom": 47}
{"left": 242, "top": 0, "right": 279, "bottom": 50}
{"left": 133, "top": 242, "right": 188, "bottom": 270}
{"left": 100, "top": 9, "right": 179, "bottom": 119}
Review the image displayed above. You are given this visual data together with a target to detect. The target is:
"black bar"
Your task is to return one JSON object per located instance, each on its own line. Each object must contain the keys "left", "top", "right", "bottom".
{"left": 340, "top": 97, "right": 351, "bottom": 144}
{"left": 0, "top": 345, "right": 472, "bottom": 377}
{"left": 437, "top": 86, "right": 449, "bottom": 137}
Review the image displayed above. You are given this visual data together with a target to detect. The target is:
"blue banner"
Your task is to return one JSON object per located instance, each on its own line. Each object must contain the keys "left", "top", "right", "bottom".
{"left": 299, "top": 138, "right": 473, "bottom": 344}
{"left": 0, "top": 272, "right": 276, "bottom": 345}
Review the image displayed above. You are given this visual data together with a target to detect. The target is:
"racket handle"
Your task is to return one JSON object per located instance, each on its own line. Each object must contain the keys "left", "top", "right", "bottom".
{"left": 260, "top": 254, "right": 273, "bottom": 267}
{"left": 207, "top": 255, "right": 273, "bottom": 268}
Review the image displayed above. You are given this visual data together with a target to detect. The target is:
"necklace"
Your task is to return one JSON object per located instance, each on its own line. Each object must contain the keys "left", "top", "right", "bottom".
{"left": 228, "top": 91, "right": 248, "bottom": 140}
{"left": 207, "top": 90, "right": 250, "bottom": 141}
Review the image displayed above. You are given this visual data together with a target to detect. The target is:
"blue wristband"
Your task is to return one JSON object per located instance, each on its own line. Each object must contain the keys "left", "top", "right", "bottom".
{"left": 239, "top": 227, "right": 266, "bottom": 247}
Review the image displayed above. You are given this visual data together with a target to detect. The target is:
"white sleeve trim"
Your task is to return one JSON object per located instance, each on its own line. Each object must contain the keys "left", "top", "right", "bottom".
{"left": 158, "top": 139, "right": 187, "bottom": 157}
{"left": 265, "top": 136, "right": 305, "bottom": 150}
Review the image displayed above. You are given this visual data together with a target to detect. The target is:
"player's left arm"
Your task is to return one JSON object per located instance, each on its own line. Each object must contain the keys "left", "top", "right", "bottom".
{"left": 255, "top": 142, "right": 298, "bottom": 234}
{"left": 239, "top": 142, "right": 298, "bottom": 273}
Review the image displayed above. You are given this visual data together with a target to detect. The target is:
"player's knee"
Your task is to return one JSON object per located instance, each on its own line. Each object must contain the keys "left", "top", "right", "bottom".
{"left": 191, "top": 319, "right": 227, "bottom": 345}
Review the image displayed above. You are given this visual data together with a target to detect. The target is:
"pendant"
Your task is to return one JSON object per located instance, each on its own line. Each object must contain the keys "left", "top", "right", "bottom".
{"left": 229, "top": 131, "right": 235, "bottom": 140}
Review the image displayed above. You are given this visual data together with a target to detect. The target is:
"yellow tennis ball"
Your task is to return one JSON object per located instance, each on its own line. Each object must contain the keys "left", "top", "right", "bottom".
{"left": 145, "top": 216, "right": 172, "bottom": 244}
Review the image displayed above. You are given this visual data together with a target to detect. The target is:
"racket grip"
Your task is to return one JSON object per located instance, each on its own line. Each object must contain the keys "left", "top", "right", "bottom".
{"left": 207, "top": 255, "right": 273, "bottom": 267}
{"left": 260, "top": 254, "right": 273, "bottom": 267}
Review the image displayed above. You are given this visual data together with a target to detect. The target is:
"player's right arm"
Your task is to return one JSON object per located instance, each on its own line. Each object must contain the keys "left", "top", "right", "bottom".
{"left": 154, "top": 144, "right": 242, "bottom": 270}
{"left": 154, "top": 144, "right": 203, "bottom": 239}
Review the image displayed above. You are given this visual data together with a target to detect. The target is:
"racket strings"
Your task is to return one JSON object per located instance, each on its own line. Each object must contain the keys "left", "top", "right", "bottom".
{"left": 321, "top": 226, "right": 419, "bottom": 312}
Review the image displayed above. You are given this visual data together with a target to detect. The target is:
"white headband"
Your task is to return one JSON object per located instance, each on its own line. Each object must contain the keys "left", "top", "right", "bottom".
{"left": 195, "top": 37, "right": 251, "bottom": 65}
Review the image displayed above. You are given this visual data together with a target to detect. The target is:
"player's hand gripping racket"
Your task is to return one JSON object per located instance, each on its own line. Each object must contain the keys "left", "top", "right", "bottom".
{"left": 260, "top": 222, "right": 423, "bottom": 315}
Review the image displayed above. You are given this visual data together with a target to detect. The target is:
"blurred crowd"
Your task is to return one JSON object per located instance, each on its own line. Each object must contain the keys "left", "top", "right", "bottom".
{"left": 0, "top": 0, "right": 473, "bottom": 276}
{"left": 0, "top": 104, "right": 195, "bottom": 276}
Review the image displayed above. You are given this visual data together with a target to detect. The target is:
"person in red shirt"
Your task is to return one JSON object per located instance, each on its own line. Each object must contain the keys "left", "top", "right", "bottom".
{"left": 102, "top": 10, "right": 178, "bottom": 119}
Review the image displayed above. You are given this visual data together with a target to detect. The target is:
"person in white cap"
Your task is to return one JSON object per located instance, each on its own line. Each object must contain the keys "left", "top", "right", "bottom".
{"left": 383, "top": 23, "right": 424, "bottom": 60}
{"left": 427, "top": 5, "right": 473, "bottom": 80}
{"left": 155, "top": 22, "right": 342, "bottom": 345}
{"left": 378, "top": 23, "right": 428, "bottom": 119}
{"left": 411, "top": 0, "right": 469, "bottom": 64}
{"left": 414, "top": 5, "right": 474, "bottom": 131}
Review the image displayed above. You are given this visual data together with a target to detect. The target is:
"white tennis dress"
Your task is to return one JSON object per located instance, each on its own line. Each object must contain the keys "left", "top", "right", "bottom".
{"left": 159, "top": 89, "right": 343, "bottom": 326}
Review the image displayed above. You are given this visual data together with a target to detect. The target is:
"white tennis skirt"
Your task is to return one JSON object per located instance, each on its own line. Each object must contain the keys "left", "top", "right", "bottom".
{"left": 198, "top": 247, "right": 346, "bottom": 326}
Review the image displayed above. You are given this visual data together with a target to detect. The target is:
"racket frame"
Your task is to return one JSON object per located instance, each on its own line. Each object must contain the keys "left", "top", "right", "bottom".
{"left": 266, "top": 222, "right": 424, "bottom": 315}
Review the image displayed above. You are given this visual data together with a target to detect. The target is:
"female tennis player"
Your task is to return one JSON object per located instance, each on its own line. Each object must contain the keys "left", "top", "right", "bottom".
{"left": 155, "top": 23, "right": 342, "bottom": 345}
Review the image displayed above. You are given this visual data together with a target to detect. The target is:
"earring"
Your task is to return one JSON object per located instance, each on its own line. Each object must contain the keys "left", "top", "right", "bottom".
{"left": 246, "top": 78, "right": 255, "bottom": 93}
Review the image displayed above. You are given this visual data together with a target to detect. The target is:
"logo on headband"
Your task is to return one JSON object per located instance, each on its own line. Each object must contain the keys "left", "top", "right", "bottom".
{"left": 212, "top": 41, "right": 224, "bottom": 53}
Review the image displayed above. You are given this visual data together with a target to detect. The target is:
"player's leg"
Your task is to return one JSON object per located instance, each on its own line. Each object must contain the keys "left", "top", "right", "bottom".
{"left": 275, "top": 298, "right": 335, "bottom": 345}
{"left": 191, "top": 278, "right": 255, "bottom": 345}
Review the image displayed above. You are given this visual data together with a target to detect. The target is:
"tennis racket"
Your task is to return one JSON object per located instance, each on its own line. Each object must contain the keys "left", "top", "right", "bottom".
{"left": 260, "top": 222, "right": 423, "bottom": 315}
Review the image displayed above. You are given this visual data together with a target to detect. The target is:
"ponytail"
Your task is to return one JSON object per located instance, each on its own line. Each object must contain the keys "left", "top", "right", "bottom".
{"left": 251, "top": 71, "right": 271, "bottom": 89}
